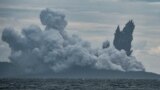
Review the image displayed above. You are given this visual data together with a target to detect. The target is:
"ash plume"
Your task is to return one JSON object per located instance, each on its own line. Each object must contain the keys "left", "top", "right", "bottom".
{"left": 113, "top": 20, "right": 135, "bottom": 56}
{"left": 2, "top": 9, "right": 145, "bottom": 73}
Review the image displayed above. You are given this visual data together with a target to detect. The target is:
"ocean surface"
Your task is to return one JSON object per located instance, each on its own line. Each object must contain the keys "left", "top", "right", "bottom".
{"left": 0, "top": 78, "right": 160, "bottom": 90}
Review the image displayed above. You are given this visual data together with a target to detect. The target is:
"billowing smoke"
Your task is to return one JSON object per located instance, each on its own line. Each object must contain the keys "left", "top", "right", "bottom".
{"left": 2, "top": 9, "right": 145, "bottom": 73}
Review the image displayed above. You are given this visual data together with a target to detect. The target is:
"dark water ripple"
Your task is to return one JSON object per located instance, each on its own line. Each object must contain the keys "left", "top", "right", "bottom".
{"left": 0, "top": 79, "right": 160, "bottom": 90}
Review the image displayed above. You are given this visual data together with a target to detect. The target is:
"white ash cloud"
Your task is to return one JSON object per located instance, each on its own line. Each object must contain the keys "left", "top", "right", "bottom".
{"left": 2, "top": 8, "right": 145, "bottom": 73}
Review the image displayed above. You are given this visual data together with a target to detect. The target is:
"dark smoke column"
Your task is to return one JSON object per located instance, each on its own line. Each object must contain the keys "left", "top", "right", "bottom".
{"left": 113, "top": 20, "right": 135, "bottom": 56}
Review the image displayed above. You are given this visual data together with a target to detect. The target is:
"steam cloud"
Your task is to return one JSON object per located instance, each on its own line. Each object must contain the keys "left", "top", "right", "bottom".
{"left": 2, "top": 9, "right": 145, "bottom": 73}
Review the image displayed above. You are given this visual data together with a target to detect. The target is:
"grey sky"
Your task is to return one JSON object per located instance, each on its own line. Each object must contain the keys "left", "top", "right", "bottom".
{"left": 130, "top": 0, "right": 160, "bottom": 2}
{"left": 0, "top": 0, "right": 160, "bottom": 74}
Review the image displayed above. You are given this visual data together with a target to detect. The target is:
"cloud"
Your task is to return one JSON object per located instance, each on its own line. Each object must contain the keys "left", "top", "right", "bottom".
{"left": 0, "top": 0, "right": 159, "bottom": 75}
{"left": 0, "top": 43, "right": 10, "bottom": 62}
{"left": 134, "top": 47, "right": 160, "bottom": 74}
{"left": 67, "top": 21, "right": 113, "bottom": 30}
{"left": 149, "top": 46, "right": 160, "bottom": 56}
{"left": 2, "top": 8, "right": 145, "bottom": 73}
{"left": 90, "top": 0, "right": 160, "bottom": 3}
{"left": 130, "top": 0, "right": 160, "bottom": 2}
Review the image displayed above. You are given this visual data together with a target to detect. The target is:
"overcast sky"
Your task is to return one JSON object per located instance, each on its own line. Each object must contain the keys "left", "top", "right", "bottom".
{"left": 0, "top": 0, "right": 160, "bottom": 74}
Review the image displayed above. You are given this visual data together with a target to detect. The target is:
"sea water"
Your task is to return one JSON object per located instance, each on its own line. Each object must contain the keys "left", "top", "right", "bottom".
{"left": 0, "top": 79, "right": 160, "bottom": 90}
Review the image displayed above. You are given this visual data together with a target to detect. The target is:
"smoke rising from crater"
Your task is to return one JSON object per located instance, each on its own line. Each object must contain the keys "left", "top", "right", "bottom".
{"left": 2, "top": 9, "right": 145, "bottom": 73}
